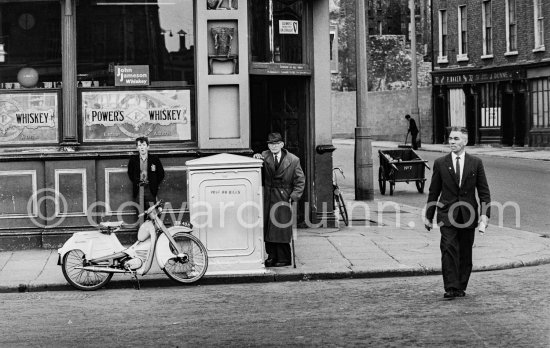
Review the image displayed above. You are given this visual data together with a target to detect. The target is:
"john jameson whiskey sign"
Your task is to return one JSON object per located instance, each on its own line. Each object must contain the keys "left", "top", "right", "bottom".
{"left": 115, "top": 65, "right": 150, "bottom": 86}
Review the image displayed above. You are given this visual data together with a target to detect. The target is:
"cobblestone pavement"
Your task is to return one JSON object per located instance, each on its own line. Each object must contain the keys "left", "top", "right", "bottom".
{"left": 1, "top": 264, "right": 549, "bottom": 347}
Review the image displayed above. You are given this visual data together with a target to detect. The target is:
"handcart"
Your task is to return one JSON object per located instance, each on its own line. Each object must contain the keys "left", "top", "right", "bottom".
{"left": 378, "top": 149, "right": 430, "bottom": 195}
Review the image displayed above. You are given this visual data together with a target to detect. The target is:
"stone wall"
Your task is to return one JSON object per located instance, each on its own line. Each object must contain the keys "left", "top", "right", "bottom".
{"left": 332, "top": 87, "right": 433, "bottom": 143}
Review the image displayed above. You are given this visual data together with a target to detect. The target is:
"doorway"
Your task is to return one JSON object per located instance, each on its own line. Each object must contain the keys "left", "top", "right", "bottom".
{"left": 465, "top": 88, "right": 477, "bottom": 145}
{"left": 250, "top": 75, "right": 309, "bottom": 222}
{"left": 501, "top": 91, "right": 525, "bottom": 146}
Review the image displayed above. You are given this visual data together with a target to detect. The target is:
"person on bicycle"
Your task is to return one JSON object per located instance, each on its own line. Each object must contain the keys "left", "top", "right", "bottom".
{"left": 253, "top": 132, "right": 305, "bottom": 267}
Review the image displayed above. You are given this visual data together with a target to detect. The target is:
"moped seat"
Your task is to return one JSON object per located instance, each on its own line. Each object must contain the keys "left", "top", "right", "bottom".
{"left": 99, "top": 221, "right": 125, "bottom": 230}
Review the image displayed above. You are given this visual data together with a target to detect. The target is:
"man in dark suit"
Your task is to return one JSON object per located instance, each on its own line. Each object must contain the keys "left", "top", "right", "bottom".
{"left": 127, "top": 136, "right": 165, "bottom": 212}
{"left": 405, "top": 114, "right": 419, "bottom": 150}
{"left": 425, "top": 127, "right": 491, "bottom": 299}
{"left": 253, "top": 132, "right": 305, "bottom": 267}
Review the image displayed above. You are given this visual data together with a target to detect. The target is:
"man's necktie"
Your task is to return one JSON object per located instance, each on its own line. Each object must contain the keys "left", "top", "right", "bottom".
{"left": 455, "top": 156, "right": 461, "bottom": 184}
{"left": 275, "top": 154, "right": 279, "bottom": 167}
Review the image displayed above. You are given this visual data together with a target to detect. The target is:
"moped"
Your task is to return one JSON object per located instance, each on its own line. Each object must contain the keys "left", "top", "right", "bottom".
{"left": 58, "top": 200, "right": 208, "bottom": 291}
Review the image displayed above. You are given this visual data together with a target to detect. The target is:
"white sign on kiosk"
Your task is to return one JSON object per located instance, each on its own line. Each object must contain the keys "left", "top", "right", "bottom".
{"left": 186, "top": 153, "right": 265, "bottom": 274}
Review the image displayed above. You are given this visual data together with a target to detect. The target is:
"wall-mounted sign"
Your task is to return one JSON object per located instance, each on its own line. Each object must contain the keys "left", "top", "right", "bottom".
{"left": 115, "top": 65, "right": 150, "bottom": 86}
{"left": 279, "top": 20, "right": 298, "bottom": 34}
{"left": 82, "top": 89, "right": 191, "bottom": 142}
{"left": 266, "top": 63, "right": 311, "bottom": 75}
{"left": 250, "top": 62, "right": 312, "bottom": 76}
{"left": 0, "top": 93, "right": 58, "bottom": 144}
{"left": 433, "top": 69, "right": 526, "bottom": 86}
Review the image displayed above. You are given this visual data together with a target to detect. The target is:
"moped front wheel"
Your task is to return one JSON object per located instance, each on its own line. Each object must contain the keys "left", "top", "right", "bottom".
{"left": 162, "top": 233, "right": 208, "bottom": 284}
{"left": 62, "top": 249, "right": 113, "bottom": 291}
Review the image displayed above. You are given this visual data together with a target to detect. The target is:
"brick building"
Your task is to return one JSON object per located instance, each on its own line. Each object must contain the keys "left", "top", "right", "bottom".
{"left": 432, "top": 0, "right": 550, "bottom": 147}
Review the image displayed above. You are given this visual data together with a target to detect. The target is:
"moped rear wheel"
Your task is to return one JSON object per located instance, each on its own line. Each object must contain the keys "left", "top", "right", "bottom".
{"left": 163, "top": 232, "right": 208, "bottom": 284}
{"left": 62, "top": 249, "right": 113, "bottom": 291}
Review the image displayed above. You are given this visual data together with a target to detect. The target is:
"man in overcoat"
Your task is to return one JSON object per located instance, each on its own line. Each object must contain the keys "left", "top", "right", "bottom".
{"left": 127, "top": 136, "right": 165, "bottom": 211}
{"left": 425, "top": 127, "right": 491, "bottom": 299}
{"left": 254, "top": 132, "right": 305, "bottom": 267}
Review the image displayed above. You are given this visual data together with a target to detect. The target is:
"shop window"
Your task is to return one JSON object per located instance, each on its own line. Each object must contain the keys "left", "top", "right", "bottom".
{"left": 76, "top": 0, "right": 195, "bottom": 87}
{"left": 250, "top": 0, "right": 305, "bottom": 64}
{"left": 0, "top": 1, "right": 61, "bottom": 88}
{"left": 530, "top": 78, "right": 550, "bottom": 128}
{"left": 481, "top": 83, "right": 501, "bottom": 128}
{"left": 77, "top": 0, "right": 195, "bottom": 143}
{"left": 0, "top": 1, "right": 61, "bottom": 146}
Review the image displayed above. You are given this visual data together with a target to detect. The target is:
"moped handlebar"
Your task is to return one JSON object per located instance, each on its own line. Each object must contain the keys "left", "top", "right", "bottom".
{"left": 138, "top": 200, "right": 165, "bottom": 218}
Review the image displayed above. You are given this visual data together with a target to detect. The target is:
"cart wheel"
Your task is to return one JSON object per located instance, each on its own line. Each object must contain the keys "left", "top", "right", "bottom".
{"left": 389, "top": 181, "right": 395, "bottom": 196}
{"left": 416, "top": 180, "right": 425, "bottom": 193}
{"left": 378, "top": 167, "right": 386, "bottom": 195}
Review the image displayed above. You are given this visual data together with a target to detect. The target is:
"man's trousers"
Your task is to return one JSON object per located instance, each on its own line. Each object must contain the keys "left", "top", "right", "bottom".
{"left": 440, "top": 225, "right": 475, "bottom": 291}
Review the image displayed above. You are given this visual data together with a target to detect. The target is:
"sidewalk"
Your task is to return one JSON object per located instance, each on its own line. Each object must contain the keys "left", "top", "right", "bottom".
{"left": 1, "top": 141, "right": 548, "bottom": 292}
{"left": 1, "top": 198, "right": 549, "bottom": 293}
{"left": 335, "top": 139, "right": 550, "bottom": 161}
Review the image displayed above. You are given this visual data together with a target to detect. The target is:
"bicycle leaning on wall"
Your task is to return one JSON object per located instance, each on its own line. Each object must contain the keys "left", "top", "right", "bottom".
{"left": 332, "top": 167, "right": 349, "bottom": 226}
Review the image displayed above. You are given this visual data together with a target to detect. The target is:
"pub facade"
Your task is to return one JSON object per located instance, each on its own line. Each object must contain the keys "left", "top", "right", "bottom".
{"left": 0, "top": 0, "right": 335, "bottom": 249}
{"left": 432, "top": 0, "right": 550, "bottom": 147}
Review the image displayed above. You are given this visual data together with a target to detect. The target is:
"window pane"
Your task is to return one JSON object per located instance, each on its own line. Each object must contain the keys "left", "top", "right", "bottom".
{"left": 461, "top": 7, "right": 467, "bottom": 28}
{"left": 485, "top": 2, "right": 491, "bottom": 27}
{"left": 273, "top": 0, "right": 304, "bottom": 63}
{"left": 76, "top": 0, "right": 195, "bottom": 87}
{"left": 486, "top": 28, "right": 492, "bottom": 54}
{"left": 0, "top": 1, "right": 61, "bottom": 86}
{"left": 544, "top": 79, "right": 549, "bottom": 127}
{"left": 460, "top": 7, "right": 467, "bottom": 54}
{"left": 531, "top": 81, "right": 538, "bottom": 127}
{"left": 250, "top": 0, "right": 305, "bottom": 64}
{"left": 250, "top": 0, "right": 270, "bottom": 62}
{"left": 441, "top": 11, "right": 447, "bottom": 35}
{"left": 440, "top": 10, "right": 447, "bottom": 56}
{"left": 510, "top": 24, "right": 517, "bottom": 50}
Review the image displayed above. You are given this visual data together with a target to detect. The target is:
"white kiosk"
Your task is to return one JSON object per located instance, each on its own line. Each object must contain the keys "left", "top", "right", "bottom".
{"left": 186, "top": 153, "right": 266, "bottom": 274}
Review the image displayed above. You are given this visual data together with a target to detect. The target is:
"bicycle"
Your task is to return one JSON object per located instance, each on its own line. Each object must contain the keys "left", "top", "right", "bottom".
{"left": 333, "top": 167, "right": 349, "bottom": 226}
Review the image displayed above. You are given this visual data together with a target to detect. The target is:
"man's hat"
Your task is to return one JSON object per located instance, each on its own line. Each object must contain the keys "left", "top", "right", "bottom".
{"left": 267, "top": 132, "right": 283, "bottom": 143}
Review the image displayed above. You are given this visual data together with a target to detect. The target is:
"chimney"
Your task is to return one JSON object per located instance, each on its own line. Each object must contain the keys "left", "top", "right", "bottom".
{"left": 177, "top": 30, "right": 187, "bottom": 52}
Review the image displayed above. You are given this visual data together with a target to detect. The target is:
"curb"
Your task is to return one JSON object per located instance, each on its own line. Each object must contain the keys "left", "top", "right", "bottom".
{"left": 3, "top": 257, "right": 550, "bottom": 293}
{"left": 333, "top": 140, "right": 550, "bottom": 161}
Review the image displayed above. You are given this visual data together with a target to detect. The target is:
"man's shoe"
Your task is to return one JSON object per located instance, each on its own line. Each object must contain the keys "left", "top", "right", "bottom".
{"left": 265, "top": 259, "right": 275, "bottom": 267}
{"left": 443, "top": 291, "right": 455, "bottom": 299}
{"left": 273, "top": 262, "right": 291, "bottom": 267}
{"left": 456, "top": 290, "right": 466, "bottom": 297}
{"left": 443, "top": 288, "right": 458, "bottom": 299}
